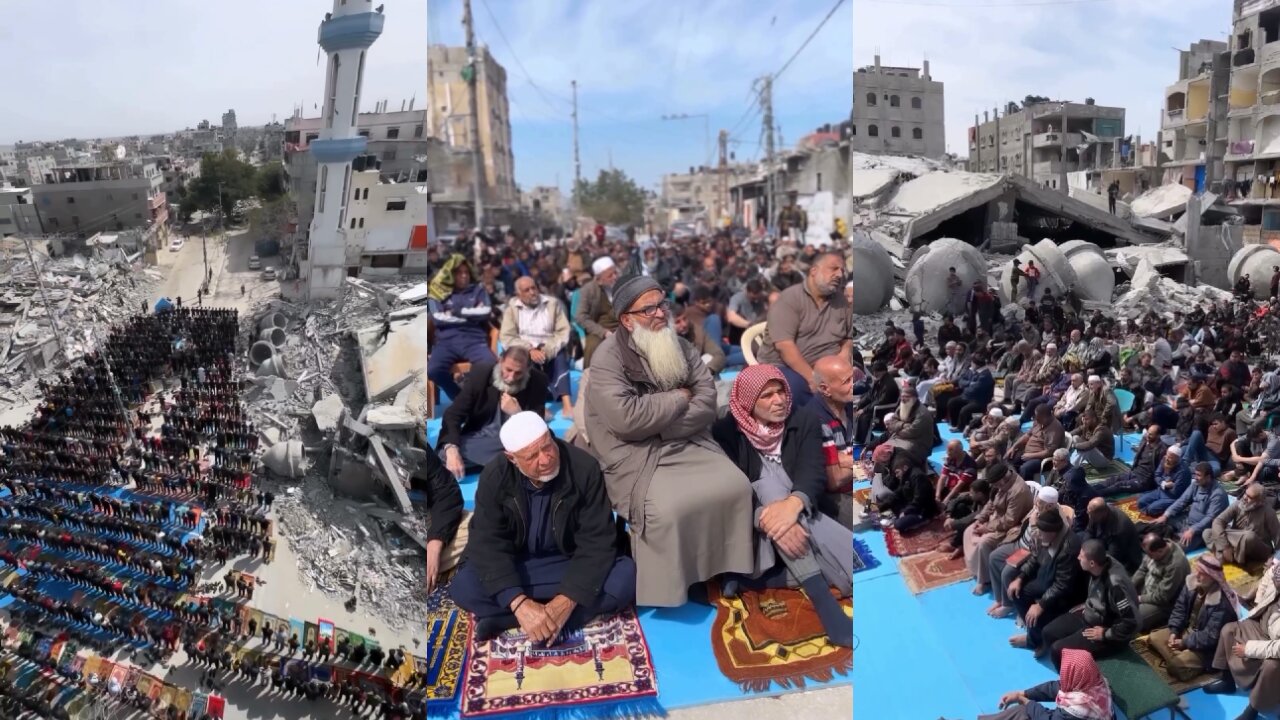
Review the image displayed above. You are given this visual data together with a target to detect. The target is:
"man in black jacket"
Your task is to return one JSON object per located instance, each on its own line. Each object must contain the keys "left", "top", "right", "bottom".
{"left": 1084, "top": 497, "right": 1143, "bottom": 574}
{"left": 1008, "top": 508, "right": 1086, "bottom": 658}
{"left": 1041, "top": 538, "right": 1140, "bottom": 669}
{"left": 437, "top": 347, "right": 549, "bottom": 478}
{"left": 449, "top": 411, "right": 636, "bottom": 644}
{"left": 854, "top": 361, "right": 898, "bottom": 443}
{"left": 414, "top": 440, "right": 463, "bottom": 595}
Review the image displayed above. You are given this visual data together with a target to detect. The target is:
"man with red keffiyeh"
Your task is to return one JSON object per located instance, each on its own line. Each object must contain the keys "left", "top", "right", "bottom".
{"left": 712, "top": 364, "right": 853, "bottom": 648}
{"left": 955, "top": 648, "right": 1112, "bottom": 720}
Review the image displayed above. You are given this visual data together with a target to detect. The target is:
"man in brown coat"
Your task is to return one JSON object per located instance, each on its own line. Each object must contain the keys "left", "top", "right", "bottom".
{"left": 963, "top": 462, "right": 1034, "bottom": 594}
{"left": 1205, "top": 483, "right": 1280, "bottom": 566}
{"left": 573, "top": 257, "right": 620, "bottom": 369}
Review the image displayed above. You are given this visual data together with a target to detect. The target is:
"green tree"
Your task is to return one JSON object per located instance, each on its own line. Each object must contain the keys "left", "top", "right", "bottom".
{"left": 255, "top": 161, "right": 288, "bottom": 201}
{"left": 573, "top": 169, "right": 646, "bottom": 225}
{"left": 184, "top": 149, "right": 258, "bottom": 220}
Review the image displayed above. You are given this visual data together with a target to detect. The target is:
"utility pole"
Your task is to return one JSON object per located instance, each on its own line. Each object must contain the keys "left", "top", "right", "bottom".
{"left": 462, "top": 0, "right": 485, "bottom": 229}
{"left": 761, "top": 75, "right": 775, "bottom": 233}
{"left": 571, "top": 80, "right": 581, "bottom": 203}
{"left": 20, "top": 234, "right": 67, "bottom": 362}
{"left": 718, "top": 129, "right": 729, "bottom": 226}
{"left": 1059, "top": 106, "right": 1069, "bottom": 194}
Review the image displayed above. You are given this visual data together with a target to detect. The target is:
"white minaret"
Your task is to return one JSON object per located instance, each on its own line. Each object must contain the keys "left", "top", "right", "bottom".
{"left": 304, "top": 0, "right": 385, "bottom": 300}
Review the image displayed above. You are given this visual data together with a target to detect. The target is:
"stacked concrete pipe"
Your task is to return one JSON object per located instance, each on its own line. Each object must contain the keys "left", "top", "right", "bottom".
{"left": 248, "top": 341, "right": 275, "bottom": 370}
{"left": 849, "top": 231, "right": 895, "bottom": 314}
{"left": 259, "top": 326, "right": 287, "bottom": 348}
{"left": 1059, "top": 240, "right": 1114, "bottom": 303}
{"left": 258, "top": 311, "right": 287, "bottom": 332}
{"left": 999, "top": 239, "right": 1078, "bottom": 304}
{"left": 1229, "top": 244, "right": 1280, "bottom": 300}
{"left": 904, "top": 238, "right": 986, "bottom": 313}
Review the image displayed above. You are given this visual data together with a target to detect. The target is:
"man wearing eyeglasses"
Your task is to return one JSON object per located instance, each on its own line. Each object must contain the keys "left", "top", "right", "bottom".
{"left": 754, "top": 251, "right": 852, "bottom": 407}
{"left": 583, "top": 274, "right": 755, "bottom": 608}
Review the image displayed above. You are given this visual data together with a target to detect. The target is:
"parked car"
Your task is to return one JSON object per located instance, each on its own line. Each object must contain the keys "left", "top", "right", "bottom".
{"left": 248, "top": 255, "right": 261, "bottom": 270}
{"left": 262, "top": 267, "right": 276, "bottom": 281}
{"left": 168, "top": 237, "right": 185, "bottom": 252}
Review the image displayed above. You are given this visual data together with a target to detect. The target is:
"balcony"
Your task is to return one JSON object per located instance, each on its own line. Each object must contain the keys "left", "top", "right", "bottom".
{"left": 148, "top": 192, "right": 166, "bottom": 210}
{"left": 1032, "top": 160, "right": 1065, "bottom": 176}
{"left": 1166, "top": 108, "right": 1185, "bottom": 119}
{"left": 1227, "top": 139, "right": 1257, "bottom": 158}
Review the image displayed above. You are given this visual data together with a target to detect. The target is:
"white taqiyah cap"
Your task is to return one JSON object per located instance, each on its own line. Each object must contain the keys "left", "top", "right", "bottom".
{"left": 988, "top": 407, "right": 1004, "bottom": 418}
{"left": 592, "top": 257, "right": 616, "bottom": 275}
{"left": 500, "top": 411, "right": 549, "bottom": 453}
{"left": 1038, "top": 486, "right": 1059, "bottom": 504}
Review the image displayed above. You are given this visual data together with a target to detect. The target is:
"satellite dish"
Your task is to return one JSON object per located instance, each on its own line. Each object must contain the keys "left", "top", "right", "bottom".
{"left": 114, "top": 144, "right": 126, "bottom": 160}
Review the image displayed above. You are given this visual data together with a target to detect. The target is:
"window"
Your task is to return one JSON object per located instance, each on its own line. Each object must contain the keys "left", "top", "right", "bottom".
{"left": 851, "top": 125, "right": 856, "bottom": 135}
{"left": 889, "top": 95, "right": 900, "bottom": 107}
{"left": 382, "top": 150, "right": 397, "bottom": 161}
{"left": 868, "top": 124, "right": 879, "bottom": 137}
{"left": 351, "top": 218, "right": 358, "bottom": 229}
{"left": 912, "top": 128, "right": 923, "bottom": 140}
{"left": 414, "top": 125, "right": 424, "bottom": 138}
{"left": 359, "top": 130, "right": 371, "bottom": 138}
{"left": 49, "top": 217, "right": 58, "bottom": 228}
{"left": 817, "top": 172, "right": 823, "bottom": 192}
{"left": 363, "top": 188, "right": 370, "bottom": 200}
{"left": 385, "top": 200, "right": 407, "bottom": 211}
{"left": 386, "top": 127, "right": 400, "bottom": 139}
{"left": 911, "top": 97, "right": 922, "bottom": 109}
{"left": 66, "top": 197, "right": 75, "bottom": 204}
{"left": 866, "top": 92, "right": 877, "bottom": 106}
{"left": 358, "top": 217, "right": 364, "bottom": 228}
{"left": 306, "top": 133, "right": 319, "bottom": 143}
{"left": 353, "top": 188, "right": 361, "bottom": 201}
{"left": 891, "top": 126, "right": 901, "bottom": 138}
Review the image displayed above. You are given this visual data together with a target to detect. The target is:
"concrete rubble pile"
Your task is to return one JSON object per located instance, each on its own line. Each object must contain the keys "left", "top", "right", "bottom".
{"left": 0, "top": 247, "right": 162, "bottom": 413}
{"left": 240, "top": 277, "right": 433, "bottom": 625}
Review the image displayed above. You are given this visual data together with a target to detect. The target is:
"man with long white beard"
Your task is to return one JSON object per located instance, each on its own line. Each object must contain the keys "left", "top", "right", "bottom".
{"left": 585, "top": 275, "right": 755, "bottom": 607}
{"left": 437, "top": 347, "right": 550, "bottom": 478}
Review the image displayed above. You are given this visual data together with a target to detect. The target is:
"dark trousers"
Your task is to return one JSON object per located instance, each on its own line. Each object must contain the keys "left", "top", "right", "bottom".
{"left": 532, "top": 350, "right": 572, "bottom": 402}
{"left": 1041, "top": 609, "right": 1125, "bottom": 669}
{"left": 893, "top": 508, "right": 934, "bottom": 534}
{"left": 450, "top": 554, "right": 636, "bottom": 626}
{"left": 948, "top": 398, "right": 984, "bottom": 430}
{"left": 1012, "top": 579, "right": 1058, "bottom": 649}
{"left": 427, "top": 335, "right": 497, "bottom": 400}
{"left": 1093, "top": 470, "right": 1155, "bottom": 497}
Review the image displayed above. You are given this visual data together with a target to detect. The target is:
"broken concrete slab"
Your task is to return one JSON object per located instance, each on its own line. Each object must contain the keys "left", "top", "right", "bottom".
{"left": 343, "top": 414, "right": 374, "bottom": 438}
{"left": 1130, "top": 184, "right": 1191, "bottom": 219}
{"left": 366, "top": 405, "right": 417, "bottom": 430}
{"left": 368, "top": 436, "right": 412, "bottom": 513}
{"left": 396, "top": 283, "right": 430, "bottom": 304}
{"left": 312, "top": 394, "right": 345, "bottom": 433}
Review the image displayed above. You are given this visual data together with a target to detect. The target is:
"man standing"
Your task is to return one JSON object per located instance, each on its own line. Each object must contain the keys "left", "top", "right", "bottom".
{"left": 777, "top": 190, "right": 808, "bottom": 242}
{"left": 438, "top": 348, "right": 550, "bottom": 478}
{"left": 754, "top": 252, "right": 851, "bottom": 406}
{"left": 500, "top": 276, "right": 574, "bottom": 419}
{"left": 1040, "top": 538, "right": 1140, "bottom": 669}
{"left": 584, "top": 275, "right": 754, "bottom": 607}
{"left": 450, "top": 412, "right": 637, "bottom": 642}
{"left": 946, "top": 267, "right": 964, "bottom": 316}
{"left": 1107, "top": 180, "right": 1120, "bottom": 215}
{"left": 573, "top": 258, "right": 620, "bottom": 369}
{"left": 427, "top": 258, "right": 496, "bottom": 400}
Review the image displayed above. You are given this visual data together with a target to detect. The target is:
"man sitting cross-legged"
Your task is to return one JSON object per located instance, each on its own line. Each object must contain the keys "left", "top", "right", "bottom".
{"left": 1007, "top": 507, "right": 1087, "bottom": 659}
{"left": 450, "top": 412, "right": 637, "bottom": 643}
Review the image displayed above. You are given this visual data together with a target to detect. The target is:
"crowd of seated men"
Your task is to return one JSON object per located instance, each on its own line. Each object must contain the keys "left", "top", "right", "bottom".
{"left": 860, "top": 290, "right": 1280, "bottom": 720}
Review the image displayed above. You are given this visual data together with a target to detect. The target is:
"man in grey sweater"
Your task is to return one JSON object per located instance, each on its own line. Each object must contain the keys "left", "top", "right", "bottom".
{"left": 1131, "top": 533, "right": 1190, "bottom": 632}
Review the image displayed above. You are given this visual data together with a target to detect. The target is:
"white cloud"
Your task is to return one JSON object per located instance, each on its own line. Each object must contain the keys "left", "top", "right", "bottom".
{"left": 853, "top": 0, "right": 1227, "bottom": 155}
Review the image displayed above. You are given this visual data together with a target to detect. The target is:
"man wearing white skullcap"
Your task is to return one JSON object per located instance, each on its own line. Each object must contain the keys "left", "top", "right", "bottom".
{"left": 450, "top": 411, "right": 637, "bottom": 644}
{"left": 985, "top": 478, "right": 1072, "bottom": 621}
{"left": 1136, "top": 444, "right": 1191, "bottom": 517}
{"left": 573, "top": 257, "right": 621, "bottom": 368}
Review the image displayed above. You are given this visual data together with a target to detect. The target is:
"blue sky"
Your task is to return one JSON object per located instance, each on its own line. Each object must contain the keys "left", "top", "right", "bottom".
{"left": 0, "top": 0, "right": 428, "bottom": 144}
{"left": 429, "top": 0, "right": 853, "bottom": 193}
{"left": 854, "top": 0, "right": 1231, "bottom": 156}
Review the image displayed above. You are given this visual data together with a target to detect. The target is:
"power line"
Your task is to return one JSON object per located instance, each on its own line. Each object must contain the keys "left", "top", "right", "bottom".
{"left": 475, "top": 0, "right": 573, "bottom": 114}
{"left": 773, "top": 0, "right": 848, "bottom": 81}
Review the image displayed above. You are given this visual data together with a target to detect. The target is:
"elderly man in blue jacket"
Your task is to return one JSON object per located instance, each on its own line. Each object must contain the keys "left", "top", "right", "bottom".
{"left": 1148, "top": 461, "right": 1230, "bottom": 551}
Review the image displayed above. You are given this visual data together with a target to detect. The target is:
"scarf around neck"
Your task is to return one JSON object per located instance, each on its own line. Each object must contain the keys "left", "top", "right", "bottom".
{"left": 729, "top": 365, "right": 791, "bottom": 458}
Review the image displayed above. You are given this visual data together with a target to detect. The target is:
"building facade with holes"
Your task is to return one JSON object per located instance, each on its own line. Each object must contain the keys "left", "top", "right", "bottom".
{"left": 969, "top": 101, "right": 1125, "bottom": 190}
{"left": 851, "top": 57, "right": 945, "bottom": 159}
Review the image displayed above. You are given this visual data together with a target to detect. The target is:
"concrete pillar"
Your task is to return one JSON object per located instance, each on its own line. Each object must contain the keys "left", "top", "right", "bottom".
{"left": 904, "top": 237, "right": 986, "bottom": 313}
{"left": 1059, "top": 240, "right": 1114, "bottom": 303}
{"left": 850, "top": 231, "right": 895, "bottom": 314}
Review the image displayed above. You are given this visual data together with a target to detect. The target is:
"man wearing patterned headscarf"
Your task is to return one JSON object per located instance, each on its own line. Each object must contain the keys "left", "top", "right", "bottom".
{"left": 1148, "top": 552, "right": 1237, "bottom": 683}
{"left": 979, "top": 648, "right": 1111, "bottom": 720}
{"left": 1205, "top": 554, "right": 1280, "bottom": 718}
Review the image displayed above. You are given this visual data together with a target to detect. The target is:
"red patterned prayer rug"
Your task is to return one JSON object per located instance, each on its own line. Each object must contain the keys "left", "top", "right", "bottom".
{"left": 884, "top": 516, "right": 950, "bottom": 557}
{"left": 460, "top": 607, "right": 660, "bottom": 718}
{"left": 900, "top": 550, "right": 971, "bottom": 595}
{"left": 707, "top": 582, "right": 852, "bottom": 692}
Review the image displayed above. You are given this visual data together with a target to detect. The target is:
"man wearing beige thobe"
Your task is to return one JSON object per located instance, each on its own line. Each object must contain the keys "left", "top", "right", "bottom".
{"left": 963, "top": 462, "right": 1033, "bottom": 594}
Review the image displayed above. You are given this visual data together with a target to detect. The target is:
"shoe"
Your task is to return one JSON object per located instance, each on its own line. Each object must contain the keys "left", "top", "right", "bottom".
{"left": 1235, "top": 706, "right": 1259, "bottom": 720}
{"left": 1204, "top": 677, "right": 1237, "bottom": 695}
